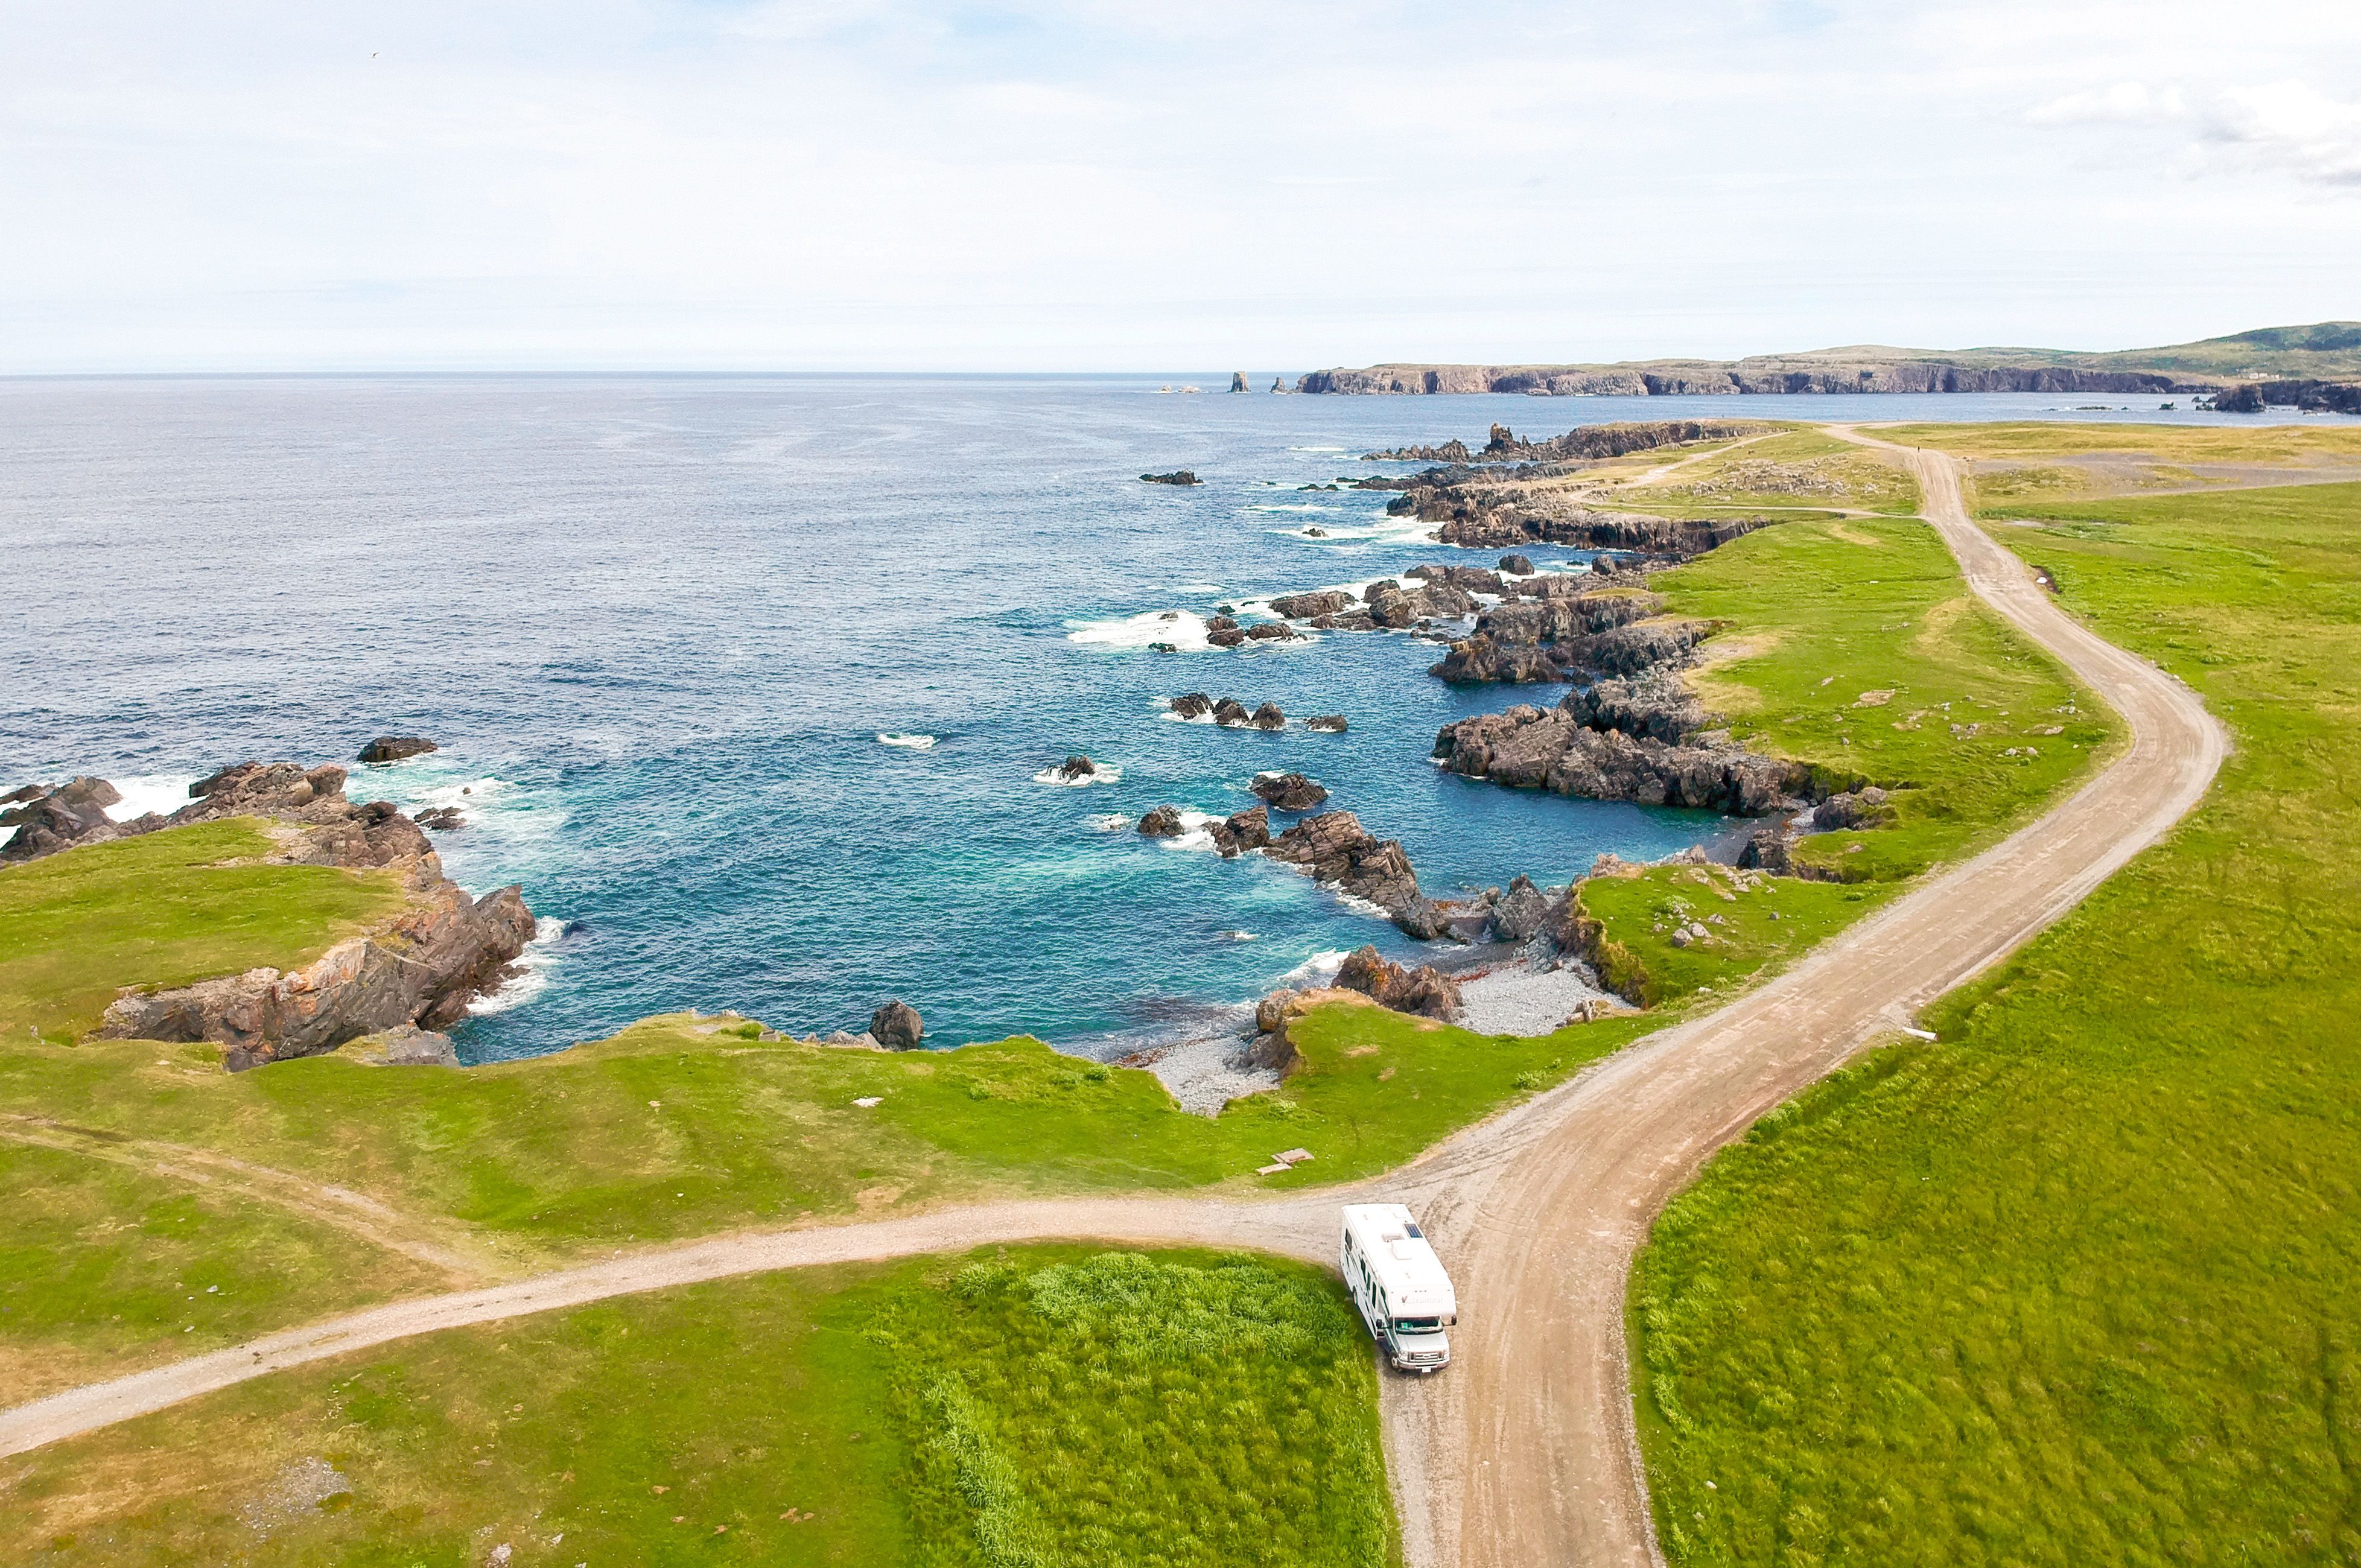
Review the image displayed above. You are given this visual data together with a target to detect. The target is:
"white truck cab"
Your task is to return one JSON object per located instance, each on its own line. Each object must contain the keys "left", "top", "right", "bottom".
{"left": 1341, "top": 1203, "right": 1457, "bottom": 1373}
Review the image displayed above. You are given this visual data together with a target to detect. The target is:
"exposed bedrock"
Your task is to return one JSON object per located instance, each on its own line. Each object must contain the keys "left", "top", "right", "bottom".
{"left": 13, "top": 759, "right": 541, "bottom": 1069}
{"left": 1262, "top": 810, "right": 1451, "bottom": 939}
{"left": 1333, "top": 945, "right": 1463, "bottom": 1020}
{"left": 1434, "top": 691, "right": 1806, "bottom": 814}
{"left": 95, "top": 878, "right": 535, "bottom": 1071}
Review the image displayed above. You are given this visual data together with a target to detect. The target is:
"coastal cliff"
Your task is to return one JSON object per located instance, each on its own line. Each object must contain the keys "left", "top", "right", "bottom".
{"left": 5, "top": 761, "right": 536, "bottom": 1069}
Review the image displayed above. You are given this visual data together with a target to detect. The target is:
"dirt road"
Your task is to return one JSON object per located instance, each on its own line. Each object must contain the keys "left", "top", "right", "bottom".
{"left": 0, "top": 439, "right": 2228, "bottom": 1567}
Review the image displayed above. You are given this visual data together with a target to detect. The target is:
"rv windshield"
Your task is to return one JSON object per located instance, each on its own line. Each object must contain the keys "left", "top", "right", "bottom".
{"left": 1393, "top": 1317, "right": 1441, "bottom": 1333}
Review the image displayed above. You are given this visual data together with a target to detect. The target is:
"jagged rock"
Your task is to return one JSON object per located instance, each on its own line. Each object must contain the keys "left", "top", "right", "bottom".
{"left": 1589, "top": 554, "right": 1623, "bottom": 577}
{"left": 1476, "top": 591, "right": 1661, "bottom": 644}
{"left": 1206, "top": 615, "right": 1239, "bottom": 632}
{"left": 1269, "top": 589, "right": 1355, "bottom": 619}
{"left": 1408, "top": 563, "right": 1507, "bottom": 594}
{"left": 1492, "top": 874, "right": 1551, "bottom": 942}
{"left": 1811, "top": 786, "right": 1896, "bottom": 831}
{"left": 1213, "top": 698, "right": 1251, "bottom": 726}
{"left": 95, "top": 881, "right": 536, "bottom": 1070}
{"left": 1307, "top": 714, "right": 1349, "bottom": 733}
{"left": 358, "top": 737, "right": 437, "bottom": 764}
{"left": 1138, "top": 805, "right": 1186, "bottom": 837}
{"left": 1263, "top": 811, "right": 1450, "bottom": 939}
{"left": 1230, "top": 371, "right": 1249, "bottom": 393}
{"left": 1244, "top": 622, "right": 1299, "bottom": 642}
{"left": 1362, "top": 579, "right": 1402, "bottom": 603}
{"left": 0, "top": 776, "right": 124, "bottom": 861}
{"left": 1333, "top": 944, "right": 1463, "bottom": 1019}
{"left": 341, "top": 1025, "right": 459, "bottom": 1067}
{"left": 1141, "top": 470, "right": 1201, "bottom": 486}
{"left": 1434, "top": 700, "right": 1805, "bottom": 814}
{"left": 870, "top": 999, "right": 924, "bottom": 1050}
{"left": 1561, "top": 676, "right": 1713, "bottom": 743}
{"left": 1056, "top": 754, "right": 1101, "bottom": 782}
{"left": 1500, "top": 554, "right": 1535, "bottom": 576}
{"left": 1208, "top": 628, "right": 1247, "bottom": 647}
{"left": 1209, "top": 821, "right": 1242, "bottom": 857}
{"left": 1250, "top": 702, "right": 1286, "bottom": 730}
{"left": 1171, "top": 693, "right": 1213, "bottom": 719}
{"left": 1225, "top": 805, "right": 1271, "bottom": 849}
{"left": 1303, "top": 526, "right": 1328, "bottom": 537}
{"left": 1429, "top": 635, "right": 1566, "bottom": 685}
{"left": 1737, "top": 829, "right": 1794, "bottom": 874}
{"left": 1252, "top": 772, "right": 1329, "bottom": 811}
{"left": 413, "top": 806, "right": 465, "bottom": 832}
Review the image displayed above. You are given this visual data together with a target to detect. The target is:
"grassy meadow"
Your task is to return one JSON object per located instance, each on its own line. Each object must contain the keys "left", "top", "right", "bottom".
{"left": 1616, "top": 428, "right": 1924, "bottom": 517}
{"left": 1631, "top": 477, "right": 2361, "bottom": 1564}
{"left": 5, "top": 1246, "right": 1393, "bottom": 1568}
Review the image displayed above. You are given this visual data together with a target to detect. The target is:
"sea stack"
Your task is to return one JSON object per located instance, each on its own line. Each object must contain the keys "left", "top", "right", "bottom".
{"left": 1230, "top": 371, "right": 1248, "bottom": 393}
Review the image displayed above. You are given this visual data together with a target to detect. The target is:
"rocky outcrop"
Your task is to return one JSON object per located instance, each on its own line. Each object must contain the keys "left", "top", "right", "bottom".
{"left": 1811, "top": 786, "right": 1896, "bottom": 831}
{"left": 1252, "top": 772, "right": 1329, "bottom": 811}
{"left": 1435, "top": 697, "right": 1805, "bottom": 814}
{"left": 1499, "top": 554, "right": 1534, "bottom": 576}
{"left": 1, "top": 776, "right": 128, "bottom": 862}
{"left": 95, "top": 879, "right": 536, "bottom": 1071}
{"left": 413, "top": 806, "right": 465, "bottom": 832}
{"left": 1244, "top": 622, "right": 1299, "bottom": 642}
{"left": 1171, "top": 693, "right": 1213, "bottom": 720}
{"left": 2215, "top": 379, "right": 2361, "bottom": 414}
{"left": 1333, "top": 945, "right": 1462, "bottom": 1019}
{"left": 1307, "top": 714, "right": 1349, "bottom": 733}
{"left": 1053, "top": 754, "right": 1104, "bottom": 782}
{"left": 1213, "top": 698, "right": 1251, "bottom": 726}
{"left": 1263, "top": 811, "right": 1451, "bottom": 939}
{"left": 1230, "top": 372, "right": 1248, "bottom": 393}
{"left": 1138, "top": 805, "right": 1186, "bottom": 837}
{"left": 17, "top": 759, "right": 541, "bottom": 1068}
{"left": 358, "top": 736, "right": 437, "bottom": 763}
{"left": 1225, "top": 805, "right": 1272, "bottom": 849}
{"left": 1269, "top": 589, "right": 1355, "bottom": 619}
{"left": 870, "top": 999, "right": 924, "bottom": 1050}
{"left": 1141, "top": 470, "right": 1201, "bottom": 486}
{"left": 1250, "top": 702, "right": 1286, "bottom": 730}
{"left": 1304, "top": 355, "right": 2205, "bottom": 395}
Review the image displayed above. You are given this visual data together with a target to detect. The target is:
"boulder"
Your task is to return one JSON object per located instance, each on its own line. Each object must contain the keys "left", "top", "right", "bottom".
{"left": 1170, "top": 693, "right": 1213, "bottom": 720}
{"left": 1208, "top": 628, "right": 1248, "bottom": 648}
{"left": 1500, "top": 554, "right": 1536, "bottom": 576}
{"left": 1056, "top": 754, "right": 1101, "bottom": 782}
{"left": 870, "top": 1000, "right": 924, "bottom": 1050}
{"left": 1140, "top": 470, "right": 1201, "bottom": 486}
{"left": 1213, "top": 698, "right": 1252, "bottom": 726}
{"left": 1307, "top": 714, "right": 1349, "bottom": 733}
{"left": 1811, "top": 786, "right": 1896, "bottom": 831}
{"left": 413, "top": 806, "right": 465, "bottom": 832}
{"left": 1137, "top": 804, "right": 1186, "bottom": 837}
{"left": 1206, "top": 615, "right": 1239, "bottom": 632}
{"left": 1244, "top": 622, "right": 1299, "bottom": 642}
{"left": 0, "top": 776, "right": 124, "bottom": 862}
{"left": 1209, "top": 821, "right": 1242, "bottom": 857}
{"left": 1225, "top": 805, "right": 1272, "bottom": 849}
{"left": 1250, "top": 702, "right": 1287, "bottom": 730}
{"left": 1251, "top": 772, "right": 1330, "bottom": 811}
{"left": 1362, "top": 579, "right": 1402, "bottom": 603}
{"left": 358, "top": 737, "right": 437, "bottom": 764}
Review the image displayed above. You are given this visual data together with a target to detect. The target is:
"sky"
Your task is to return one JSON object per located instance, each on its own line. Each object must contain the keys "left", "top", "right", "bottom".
{"left": 3, "top": 1, "right": 2357, "bottom": 372}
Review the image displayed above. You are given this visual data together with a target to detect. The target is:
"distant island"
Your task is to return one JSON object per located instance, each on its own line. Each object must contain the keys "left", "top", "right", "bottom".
{"left": 1294, "top": 320, "right": 2361, "bottom": 397}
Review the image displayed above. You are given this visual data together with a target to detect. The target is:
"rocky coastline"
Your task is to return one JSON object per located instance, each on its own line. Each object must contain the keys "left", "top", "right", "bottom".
{"left": 4, "top": 759, "right": 538, "bottom": 1071}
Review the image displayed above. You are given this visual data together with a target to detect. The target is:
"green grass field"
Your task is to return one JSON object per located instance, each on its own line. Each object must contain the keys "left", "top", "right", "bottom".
{"left": 1631, "top": 479, "right": 2361, "bottom": 1565}
{"left": 7, "top": 1246, "right": 1393, "bottom": 1568}
{"left": 0, "top": 818, "right": 408, "bottom": 1040}
{"left": 1618, "top": 429, "right": 1923, "bottom": 516}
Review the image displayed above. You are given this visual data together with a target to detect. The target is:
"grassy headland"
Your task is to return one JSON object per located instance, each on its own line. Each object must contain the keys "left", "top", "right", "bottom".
{"left": 4, "top": 1245, "right": 1393, "bottom": 1568}
{"left": 1632, "top": 476, "right": 2361, "bottom": 1564}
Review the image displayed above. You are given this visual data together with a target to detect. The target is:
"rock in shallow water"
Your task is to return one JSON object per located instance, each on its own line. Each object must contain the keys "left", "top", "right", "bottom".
{"left": 1251, "top": 772, "right": 1330, "bottom": 811}
{"left": 1137, "top": 804, "right": 1186, "bottom": 837}
{"left": 358, "top": 735, "right": 437, "bottom": 763}
{"left": 869, "top": 999, "right": 923, "bottom": 1050}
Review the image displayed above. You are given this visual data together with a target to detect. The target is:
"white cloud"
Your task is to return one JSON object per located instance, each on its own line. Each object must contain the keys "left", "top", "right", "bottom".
{"left": 2028, "top": 82, "right": 2188, "bottom": 125}
{"left": 2203, "top": 82, "right": 2361, "bottom": 186}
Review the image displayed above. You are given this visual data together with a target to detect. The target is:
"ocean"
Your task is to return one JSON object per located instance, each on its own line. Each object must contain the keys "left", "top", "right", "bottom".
{"left": 5, "top": 376, "right": 2342, "bottom": 1061}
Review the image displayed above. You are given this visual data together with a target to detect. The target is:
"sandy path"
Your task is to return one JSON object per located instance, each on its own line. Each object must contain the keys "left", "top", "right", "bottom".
{"left": 0, "top": 438, "right": 2228, "bottom": 1568}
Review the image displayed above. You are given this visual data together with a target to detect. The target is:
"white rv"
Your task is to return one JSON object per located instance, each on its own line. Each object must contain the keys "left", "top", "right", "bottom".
{"left": 1340, "top": 1204, "right": 1456, "bottom": 1373}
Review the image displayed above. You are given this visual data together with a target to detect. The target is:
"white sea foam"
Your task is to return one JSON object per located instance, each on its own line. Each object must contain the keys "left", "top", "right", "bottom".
{"left": 1172, "top": 583, "right": 1224, "bottom": 594}
{"left": 1088, "top": 813, "right": 1133, "bottom": 831}
{"left": 469, "top": 916, "right": 567, "bottom": 1016}
{"left": 1158, "top": 809, "right": 1229, "bottom": 852}
{"left": 1159, "top": 708, "right": 1218, "bottom": 724}
{"left": 102, "top": 774, "right": 201, "bottom": 822}
{"left": 877, "top": 732, "right": 936, "bottom": 749}
{"left": 1286, "top": 445, "right": 1350, "bottom": 453}
{"left": 1033, "top": 762, "right": 1122, "bottom": 787}
{"left": 1066, "top": 608, "right": 1210, "bottom": 652}
{"left": 1280, "top": 949, "right": 1351, "bottom": 985}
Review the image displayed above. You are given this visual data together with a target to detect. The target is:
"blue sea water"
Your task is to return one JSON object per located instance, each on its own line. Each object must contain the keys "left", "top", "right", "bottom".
{"left": 6, "top": 376, "right": 2347, "bottom": 1061}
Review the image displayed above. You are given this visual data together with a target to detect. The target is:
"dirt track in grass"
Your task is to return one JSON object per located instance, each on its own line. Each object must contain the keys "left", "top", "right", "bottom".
{"left": 0, "top": 437, "right": 2228, "bottom": 1568}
